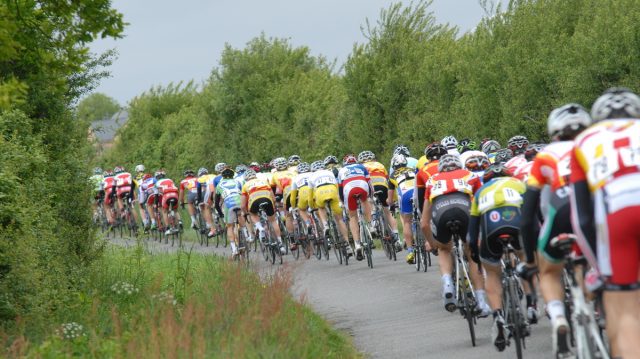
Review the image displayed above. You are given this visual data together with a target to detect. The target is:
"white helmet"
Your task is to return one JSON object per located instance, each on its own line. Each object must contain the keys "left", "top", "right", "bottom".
{"left": 591, "top": 87, "right": 640, "bottom": 121}
{"left": 391, "top": 154, "right": 408, "bottom": 169}
{"left": 438, "top": 154, "right": 462, "bottom": 172}
{"left": 135, "top": 164, "right": 145, "bottom": 173}
{"left": 272, "top": 157, "right": 287, "bottom": 171}
{"left": 441, "top": 136, "right": 458, "bottom": 150}
{"left": 461, "top": 150, "right": 489, "bottom": 171}
{"left": 547, "top": 103, "right": 592, "bottom": 139}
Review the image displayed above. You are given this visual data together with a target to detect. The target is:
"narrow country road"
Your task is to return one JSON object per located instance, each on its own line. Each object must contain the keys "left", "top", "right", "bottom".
{"left": 111, "top": 236, "right": 553, "bottom": 358}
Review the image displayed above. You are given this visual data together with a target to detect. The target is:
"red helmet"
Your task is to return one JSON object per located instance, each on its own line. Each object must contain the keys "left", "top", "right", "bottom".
{"left": 342, "top": 154, "right": 357, "bottom": 165}
{"left": 143, "top": 173, "right": 152, "bottom": 181}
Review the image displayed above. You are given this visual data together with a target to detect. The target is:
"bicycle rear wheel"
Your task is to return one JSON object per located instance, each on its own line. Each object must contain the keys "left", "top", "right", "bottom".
{"left": 330, "top": 225, "right": 342, "bottom": 265}
{"left": 362, "top": 224, "right": 373, "bottom": 268}
{"left": 415, "top": 245, "right": 422, "bottom": 272}
{"left": 508, "top": 279, "right": 524, "bottom": 359}
{"left": 463, "top": 290, "right": 477, "bottom": 347}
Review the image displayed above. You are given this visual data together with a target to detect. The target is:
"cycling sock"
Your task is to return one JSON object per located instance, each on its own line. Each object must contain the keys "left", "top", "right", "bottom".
{"left": 392, "top": 229, "right": 399, "bottom": 234}
{"left": 190, "top": 215, "right": 196, "bottom": 222}
{"left": 526, "top": 294, "right": 535, "bottom": 307}
{"left": 230, "top": 242, "right": 237, "bottom": 252}
{"left": 441, "top": 274, "right": 453, "bottom": 286}
{"left": 492, "top": 309, "right": 503, "bottom": 319}
{"left": 546, "top": 300, "right": 565, "bottom": 320}
{"left": 255, "top": 222, "right": 264, "bottom": 231}
{"left": 323, "top": 222, "right": 328, "bottom": 229}
{"left": 475, "top": 290, "right": 487, "bottom": 304}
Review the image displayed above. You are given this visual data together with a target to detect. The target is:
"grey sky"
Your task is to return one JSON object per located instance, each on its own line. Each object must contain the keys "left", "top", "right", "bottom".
{"left": 90, "top": 1, "right": 493, "bottom": 105}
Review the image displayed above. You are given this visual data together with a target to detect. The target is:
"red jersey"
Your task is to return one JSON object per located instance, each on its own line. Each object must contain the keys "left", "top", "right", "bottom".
{"left": 416, "top": 161, "right": 439, "bottom": 190}
{"left": 115, "top": 172, "right": 133, "bottom": 187}
{"left": 180, "top": 176, "right": 197, "bottom": 194}
{"left": 155, "top": 178, "right": 178, "bottom": 194}
{"left": 425, "top": 169, "right": 481, "bottom": 203}
{"left": 527, "top": 141, "right": 573, "bottom": 191}
{"left": 102, "top": 177, "right": 116, "bottom": 192}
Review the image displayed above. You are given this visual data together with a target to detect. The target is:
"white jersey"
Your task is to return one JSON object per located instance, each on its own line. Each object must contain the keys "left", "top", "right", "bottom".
{"left": 309, "top": 169, "right": 338, "bottom": 188}
{"left": 291, "top": 172, "right": 313, "bottom": 190}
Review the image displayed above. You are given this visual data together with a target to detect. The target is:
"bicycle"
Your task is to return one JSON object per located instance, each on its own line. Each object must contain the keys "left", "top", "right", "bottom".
{"left": 257, "top": 202, "right": 282, "bottom": 265}
{"left": 213, "top": 209, "right": 227, "bottom": 248}
{"left": 165, "top": 198, "right": 182, "bottom": 247}
{"left": 356, "top": 195, "right": 374, "bottom": 268}
{"left": 498, "top": 233, "right": 529, "bottom": 359}
{"left": 232, "top": 208, "right": 250, "bottom": 265}
{"left": 194, "top": 201, "right": 208, "bottom": 246}
{"left": 448, "top": 220, "right": 478, "bottom": 347}
{"left": 120, "top": 195, "right": 138, "bottom": 238}
{"left": 325, "top": 200, "right": 351, "bottom": 266}
{"left": 309, "top": 209, "right": 327, "bottom": 260}
{"left": 372, "top": 191, "right": 395, "bottom": 261}
{"left": 411, "top": 199, "right": 430, "bottom": 272}
{"left": 291, "top": 208, "right": 311, "bottom": 260}
{"left": 275, "top": 206, "right": 290, "bottom": 255}
{"left": 550, "top": 234, "right": 610, "bottom": 359}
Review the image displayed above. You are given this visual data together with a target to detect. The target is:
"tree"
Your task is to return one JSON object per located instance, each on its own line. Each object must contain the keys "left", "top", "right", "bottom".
{"left": 77, "top": 93, "right": 120, "bottom": 123}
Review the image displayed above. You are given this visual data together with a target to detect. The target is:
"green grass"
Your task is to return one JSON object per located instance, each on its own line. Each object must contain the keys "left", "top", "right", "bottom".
{"left": 2, "top": 241, "right": 360, "bottom": 358}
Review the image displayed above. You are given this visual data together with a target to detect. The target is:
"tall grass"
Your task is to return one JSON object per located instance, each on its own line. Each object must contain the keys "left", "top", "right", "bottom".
{"left": 2, "top": 242, "right": 359, "bottom": 358}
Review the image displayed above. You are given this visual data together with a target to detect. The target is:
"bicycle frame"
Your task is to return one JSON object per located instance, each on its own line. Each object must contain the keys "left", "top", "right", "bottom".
{"left": 356, "top": 196, "right": 374, "bottom": 268}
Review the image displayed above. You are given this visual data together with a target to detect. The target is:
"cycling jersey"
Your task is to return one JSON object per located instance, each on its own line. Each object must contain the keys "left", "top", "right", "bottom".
{"left": 416, "top": 155, "right": 429, "bottom": 169}
{"left": 505, "top": 155, "right": 528, "bottom": 173}
{"left": 234, "top": 173, "right": 246, "bottom": 187}
{"left": 139, "top": 176, "right": 156, "bottom": 206}
{"left": 115, "top": 172, "right": 134, "bottom": 198}
{"left": 338, "top": 164, "right": 372, "bottom": 211}
{"left": 470, "top": 177, "right": 525, "bottom": 216}
{"left": 389, "top": 156, "right": 418, "bottom": 177}
{"left": 425, "top": 169, "right": 481, "bottom": 203}
{"left": 270, "top": 170, "right": 295, "bottom": 199}
{"left": 389, "top": 167, "right": 416, "bottom": 215}
{"left": 571, "top": 119, "right": 640, "bottom": 286}
{"left": 155, "top": 178, "right": 179, "bottom": 209}
{"left": 290, "top": 172, "right": 313, "bottom": 210}
{"left": 216, "top": 178, "right": 242, "bottom": 221}
{"left": 309, "top": 169, "right": 341, "bottom": 215}
{"left": 513, "top": 161, "right": 533, "bottom": 182}
{"left": 362, "top": 161, "right": 389, "bottom": 188}
{"left": 102, "top": 176, "right": 116, "bottom": 205}
{"left": 89, "top": 174, "right": 103, "bottom": 192}
{"left": 242, "top": 177, "right": 273, "bottom": 211}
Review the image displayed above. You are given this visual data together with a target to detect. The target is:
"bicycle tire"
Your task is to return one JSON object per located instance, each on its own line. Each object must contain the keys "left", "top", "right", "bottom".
{"left": 508, "top": 279, "right": 524, "bottom": 359}
{"left": 361, "top": 224, "right": 373, "bottom": 268}
{"left": 464, "top": 291, "right": 477, "bottom": 347}
{"left": 292, "top": 235, "right": 300, "bottom": 260}
{"left": 415, "top": 245, "right": 422, "bottom": 272}
{"left": 331, "top": 225, "right": 342, "bottom": 265}
{"left": 222, "top": 224, "right": 228, "bottom": 248}
{"left": 314, "top": 234, "right": 322, "bottom": 260}
{"left": 425, "top": 249, "right": 431, "bottom": 271}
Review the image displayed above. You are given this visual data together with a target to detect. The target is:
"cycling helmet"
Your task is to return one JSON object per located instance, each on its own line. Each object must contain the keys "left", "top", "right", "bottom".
{"left": 457, "top": 138, "right": 477, "bottom": 154}
{"left": 441, "top": 136, "right": 458, "bottom": 150}
{"left": 393, "top": 144, "right": 411, "bottom": 157}
{"left": 438, "top": 154, "right": 463, "bottom": 172}
{"left": 261, "top": 162, "right": 272, "bottom": 173}
{"left": 483, "top": 162, "right": 513, "bottom": 183}
{"left": 235, "top": 164, "right": 247, "bottom": 174}
{"left": 113, "top": 166, "right": 125, "bottom": 174}
{"left": 481, "top": 140, "right": 501, "bottom": 154}
{"left": 272, "top": 157, "right": 287, "bottom": 171}
{"left": 311, "top": 160, "right": 325, "bottom": 172}
{"left": 591, "top": 87, "right": 640, "bottom": 121}
{"left": 548, "top": 103, "right": 592, "bottom": 140}
{"left": 103, "top": 170, "right": 114, "bottom": 177}
{"left": 391, "top": 154, "right": 408, "bottom": 169}
{"left": 525, "top": 142, "right": 547, "bottom": 161}
{"left": 93, "top": 167, "right": 103, "bottom": 175}
{"left": 249, "top": 163, "right": 261, "bottom": 172}
{"left": 183, "top": 169, "right": 195, "bottom": 177}
{"left": 424, "top": 143, "right": 447, "bottom": 161}
{"left": 358, "top": 150, "right": 376, "bottom": 163}
{"left": 221, "top": 167, "right": 235, "bottom": 179}
{"left": 214, "top": 162, "right": 227, "bottom": 174}
{"left": 249, "top": 161, "right": 260, "bottom": 167}
{"left": 197, "top": 167, "right": 208, "bottom": 177}
{"left": 142, "top": 173, "right": 152, "bottom": 181}
{"left": 494, "top": 148, "right": 514, "bottom": 164}
{"left": 342, "top": 154, "right": 357, "bottom": 165}
{"left": 297, "top": 162, "right": 311, "bottom": 173}
{"left": 324, "top": 155, "right": 338, "bottom": 166}
{"left": 154, "top": 170, "right": 166, "bottom": 179}
{"left": 507, "top": 135, "right": 529, "bottom": 156}
{"left": 287, "top": 155, "right": 301, "bottom": 167}
{"left": 461, "top": 151, "right": 489, "bottom": 171}
{"left": 135, "top": 164, "right": 145, "bottom": 173}
{"left": 244, "top": 168, "right": 257, "bottom": 180}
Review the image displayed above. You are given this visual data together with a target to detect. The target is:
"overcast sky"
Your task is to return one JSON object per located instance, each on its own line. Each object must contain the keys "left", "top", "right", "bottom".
{"left": 89, "top": 0, "right": 495, "bottom": 105}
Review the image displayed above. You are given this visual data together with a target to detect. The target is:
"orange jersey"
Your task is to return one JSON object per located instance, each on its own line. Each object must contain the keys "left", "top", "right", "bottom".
{"left": 416, "top": 160, "right": 439, "bottom": 189}
{"left": 527, "top": 141, "right": 573, "bottom": 191}
{"left": 362, "top": 161, "right": 389, "bottom": 188}
{"left": 270, "top": 170, "right": 294, "bottom": 196}
{"left": 425, "top": 169, "right": 481, "bottom": 202}
{"left": 242, "top": 178, "right": 273, "bottom": 207}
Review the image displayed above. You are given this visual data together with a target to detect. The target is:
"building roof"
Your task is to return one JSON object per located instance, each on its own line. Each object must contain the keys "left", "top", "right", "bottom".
{"left": 90, "top": 109, "right": 128, "bottom": 142}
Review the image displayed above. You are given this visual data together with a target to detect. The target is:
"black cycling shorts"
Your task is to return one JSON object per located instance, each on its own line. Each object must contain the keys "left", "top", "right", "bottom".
{"left": 373, "top": 185, "right": 389, "bottom": 207}
{"left": 250, "top": 197, "right": 275, "bottom": 216}
{"left": 538, "top": 201, "right": 572, "bottom": 263}
{"left": 479, "top": 206, "right": 523, "bottom": 265}
{"left": 430, "top": 193, "right": 471, "bottom": 244}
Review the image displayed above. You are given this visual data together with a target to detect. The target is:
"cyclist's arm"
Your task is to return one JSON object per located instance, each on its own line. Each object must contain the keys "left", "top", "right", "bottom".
{"left": 178, "top": 183, "right": 185, "bottom": 204}
{"left": 520, "top": 187, "right": 541, "bottom": 264}
{"left": 196, "top": 181, "right": 203, "bottom": 203}
{"left": 420, "top": 200, "right": 432, "bottom": 241}
{"left": 569, "top": 148, "right": 597, "bottom": 260}
{"left": 214, "top": 191, "right": 224, "bottom": 217}
{"left": 467, "top": 214, "right": 480, "bottom": 262}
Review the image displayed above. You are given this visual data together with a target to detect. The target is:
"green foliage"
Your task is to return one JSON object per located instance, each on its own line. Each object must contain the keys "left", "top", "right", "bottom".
{"left": 76, "top": 93, "right": 120, "bottom": 123}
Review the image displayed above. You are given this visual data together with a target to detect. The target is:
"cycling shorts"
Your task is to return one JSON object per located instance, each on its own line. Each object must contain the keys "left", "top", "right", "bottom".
{"left": 398, "top": 189, "right": 414, "bottom": 215}
{"left": 147, "top": 193, "right": 159, "bottom": 208}
{"left": 116, "top": 186, "right": 132, "bottom": 198}
{"left": 314, "top": 185, "right": 342, "bottom": 216}
{"left": 162, "top": 192, "right": 179, "bottom": 210}
{"left": 296, "top": 186, "right": 312, "bottom": 210}
{"left": 249, "top": 197, "right": 275, "bottom": 216}
{"left": 538, "top": 201, "right": 572, "bottom": 264}
{"left": 601, "top": 204, "right": 640, "bottom": 287}
{"left": 344, "top": 185, "right": 369, "bottom": 211}
{"left": 187, "top": 192, "right": 197, "bottom": 204}
{"left": 224, "top": 205, "right": 242, "bottom": 224}
{"left": 430, "top": 192, "right": 471, "bottom": 244}
{"left": 479, "top": 206, "right": 523, "bottom": 266}
{"left": 372, "top": 185, "right": 389, "bottom": 207}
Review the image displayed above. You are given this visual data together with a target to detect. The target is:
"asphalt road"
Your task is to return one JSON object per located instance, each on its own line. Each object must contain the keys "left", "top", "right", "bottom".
{"left": 112, "top": 235, "right": 553, "bottom": 358}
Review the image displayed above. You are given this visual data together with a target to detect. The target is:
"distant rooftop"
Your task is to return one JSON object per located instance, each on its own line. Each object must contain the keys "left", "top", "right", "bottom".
{"left": 90, "top": 109, "right": 128, "bottom": 142}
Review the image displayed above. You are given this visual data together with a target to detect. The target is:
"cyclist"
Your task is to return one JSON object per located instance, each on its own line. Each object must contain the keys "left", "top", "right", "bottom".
{"left": 257, "top": 162, "right": 273, "bottom": 183}
{"left": 234, "top": 164, "right": 248, "bottom": 187}
{"left": 415, "top": 143, "right": 447, "bottom": 216}
{"left": 420, "top": 154, "right": 484, "bottom": 311}
{"left": 441, "top": 135, "right": 460, "bottom": 156}
{"left": 114, "top": 166, "right": 139, "bottom": 224}
{"left": 390, "top": 144, "right": 418, "bottom": 174}
{"left": 309, "top": 160, "right": 353, "bottom": 257}
{"left": 481, "top": 140, "right": 501, "bottom": 163}
{"left": 241, "top": 168, "right": 285, "bottom": 254}
{"left": 504, "top": 135, "right": 529, "bottom": 173}
{"left": 290, "top": 162, "right": 314, "bottom": 239}
{"left": 493, "top": 148, "right": 514, "bottom": 165}
{"left": 215, "top": 167, "right": 249, "bottom": 257}
{"left": 154, "top": 170, "right": 182, "bottom": 235}
{"left": 102, "top": 170, "right": 117, "bottom": 225}
{"left": 324, "top": 155, "right": 340, "bottom": 178}
{"left": 388, "top": 154, "right": 418, "bottom": 263}
{"left": 179, "top": 169, "right": 198, "bottom": 229}
{"left": 513, "top": 142, "right": 546, "bottom": 182}
{"left": 287, "top": 155, "right": 301, "bottom": 174}
{"left": 467, "top": 162, "right": 526, "bottom": 351}
{"left": 457, "top": 138, "right": 477, "bottom": 154}
{"left": 90, "top": 167, "right": 104, "bottom": 218}
{"left": 196, "top": 167, "right": 216, "bottom": 237}
{"left": 571, "top": 87, "right": 640, "bottom": 358}
{"left": 134, "top": 164, "right": 145, "bottom": 183}
{"left": 358, "top": 150, "right": 399, "bottom": 241}
{"left": 270, "top": 157, "right": 296, "bottom": 249}
{"left": 338, "top": 153, "right": 375, "bottom": 261}
{"left": 138, "top": 172, "right": 155, "bottom": 231}
{"left": 460, "top": 150, "right": 491, "bottom": 179}
{"left": 519, "top": 104, "right": 592, "bottom": 358}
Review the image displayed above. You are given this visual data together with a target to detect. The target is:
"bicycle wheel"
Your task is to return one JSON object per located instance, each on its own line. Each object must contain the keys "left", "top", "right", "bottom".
{"left": 292, "top": 233, "right": 300, "bottom": 260}
{"left": 463, "top": 288, "right": 477, "bottom": 347}
{"left": 222, "top": 224, "right": 228, "bottom": 248}
{"left": 314, "top": 232, "right": 322, "bottom": 260}
{"left": 331, "top": 225, "right": 342, "bottom": 265}
{"left": 362, "top": 224, "right": 373, "bottom": 268}
{"left": 415, "top": 243, "right": 422, "bottom": 272}
{"left": 508, "top": 279, "right": 524, "bottom": 359}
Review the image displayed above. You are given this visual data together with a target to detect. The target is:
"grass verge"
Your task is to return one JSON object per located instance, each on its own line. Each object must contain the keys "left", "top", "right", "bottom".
{"left": 2, "top": 242, "right": 360, "bottom": 358}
